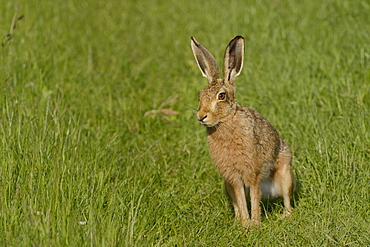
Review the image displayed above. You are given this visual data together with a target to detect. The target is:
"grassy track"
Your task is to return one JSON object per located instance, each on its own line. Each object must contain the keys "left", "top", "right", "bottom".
{"left": 1, "top": 0, "right": 369, "bottom": 246}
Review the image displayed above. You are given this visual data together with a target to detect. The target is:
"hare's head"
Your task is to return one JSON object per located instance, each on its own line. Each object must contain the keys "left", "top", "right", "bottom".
{"left": 191, "top": 36, "right": 244, "bottom": 127}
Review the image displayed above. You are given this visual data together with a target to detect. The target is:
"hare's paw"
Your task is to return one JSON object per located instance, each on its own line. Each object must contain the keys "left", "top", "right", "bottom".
{"left": 282, "top": 209, "right": 293, "bottom": 219}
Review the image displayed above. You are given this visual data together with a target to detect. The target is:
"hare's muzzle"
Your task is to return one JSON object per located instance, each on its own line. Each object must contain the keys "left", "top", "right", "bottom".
{"left": 198, "top": 115, "right": 207, "bottom": 122}
{"left": 197, "top": 114, "right": 209, "bottom": 126}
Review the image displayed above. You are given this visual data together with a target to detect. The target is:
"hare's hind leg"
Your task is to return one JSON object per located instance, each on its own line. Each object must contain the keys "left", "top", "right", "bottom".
{"left": 275, "top": 143, "right": 295, "bottom": 216}
{"left": 225, "top": 180, "right": 250, "bottom": 227}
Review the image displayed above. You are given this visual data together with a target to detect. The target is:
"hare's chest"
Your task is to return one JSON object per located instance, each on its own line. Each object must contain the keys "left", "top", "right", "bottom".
{"left": 207, "top": 127, "right": 256, "bottom": 177}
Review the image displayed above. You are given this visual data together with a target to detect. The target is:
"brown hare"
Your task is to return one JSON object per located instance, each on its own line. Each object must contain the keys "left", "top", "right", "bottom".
{"left": 190, "top": 36, "right": 295, "bottom": 229}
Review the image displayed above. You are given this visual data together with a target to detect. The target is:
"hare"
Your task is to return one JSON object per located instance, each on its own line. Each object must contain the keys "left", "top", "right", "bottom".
{"left": 190, "top": 36, "right": 295, "bottom": 228}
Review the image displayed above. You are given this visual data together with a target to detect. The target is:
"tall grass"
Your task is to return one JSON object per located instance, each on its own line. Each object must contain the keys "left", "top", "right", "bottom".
{"left": 1, "top": 0, "right": 369, "bottom": 246}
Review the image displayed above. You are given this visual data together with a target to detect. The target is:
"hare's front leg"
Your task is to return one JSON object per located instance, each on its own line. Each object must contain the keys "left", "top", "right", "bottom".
{"left": 225, "top": 180, "right": 249, "bottom": 227}
{"left": 249, "top": 183, "right": 262, "bottom": 225}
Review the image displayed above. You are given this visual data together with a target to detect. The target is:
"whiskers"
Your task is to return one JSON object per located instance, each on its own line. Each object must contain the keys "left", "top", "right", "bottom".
{"left": 184, "top": 104, "right": 197, "bottom": 113}
{"left": 184, "top": 104, "right": 200, "bottom": 125}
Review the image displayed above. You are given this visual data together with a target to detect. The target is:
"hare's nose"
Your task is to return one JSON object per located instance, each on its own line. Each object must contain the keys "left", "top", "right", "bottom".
{"left": 198, "top": 115, "right": 207, "bottom": 122}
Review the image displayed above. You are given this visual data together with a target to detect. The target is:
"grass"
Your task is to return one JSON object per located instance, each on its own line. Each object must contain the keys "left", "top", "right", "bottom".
{"left": 0, "top": 0, "right": 369, "bottom": 246}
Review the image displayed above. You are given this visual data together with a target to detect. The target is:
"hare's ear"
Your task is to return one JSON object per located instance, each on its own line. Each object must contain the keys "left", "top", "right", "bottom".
{"left": 223, "top": 36, "right": 244, "bottom": 85}
{"left": 191, "top": 36, "right": 219, "bottom": 83}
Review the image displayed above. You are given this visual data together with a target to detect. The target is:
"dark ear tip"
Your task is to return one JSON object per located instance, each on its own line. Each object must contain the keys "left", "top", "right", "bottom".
{"left": 191, "top": 36, "right": 200, "bottom": 47}
{"left": 233, "top": 35, "right": 244, "bottom": 41}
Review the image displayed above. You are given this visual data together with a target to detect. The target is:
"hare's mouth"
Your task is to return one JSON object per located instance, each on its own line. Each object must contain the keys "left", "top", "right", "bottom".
{"left": 199, "top": 121, "right": 218, "bottom": 128}
{"left": 200, "top": 121, "right": 210, "bottom": 127}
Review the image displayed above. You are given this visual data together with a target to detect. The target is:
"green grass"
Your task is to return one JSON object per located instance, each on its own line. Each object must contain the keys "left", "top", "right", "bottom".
{"left": 1, "top": 0, "right": 369, "bottom": 246}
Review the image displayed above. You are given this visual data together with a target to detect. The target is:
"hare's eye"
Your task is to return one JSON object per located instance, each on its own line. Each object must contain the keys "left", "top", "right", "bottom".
{"left": 218, "top": 92, "right": 226, "bottom": 100}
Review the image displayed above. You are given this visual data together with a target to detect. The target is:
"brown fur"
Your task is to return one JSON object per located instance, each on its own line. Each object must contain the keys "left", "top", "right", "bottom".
{"left": 191, "top": 36, "right": 295, "bottom": 229}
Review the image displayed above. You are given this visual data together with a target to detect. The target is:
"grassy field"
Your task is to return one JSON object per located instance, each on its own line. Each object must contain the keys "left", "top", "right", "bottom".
{"left": 1, "top": 0, "right": 369, "bottom": 246}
